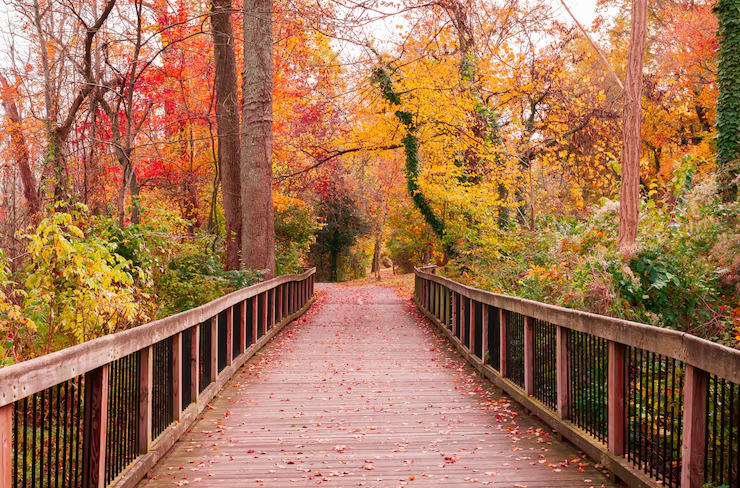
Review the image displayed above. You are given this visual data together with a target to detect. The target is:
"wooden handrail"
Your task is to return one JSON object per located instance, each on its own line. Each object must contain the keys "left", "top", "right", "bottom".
{"left": 414, "top": 267, "right": 739, "bottom": 488}
{"left": 0, "top": 268, "right": 316, "bottom": 488}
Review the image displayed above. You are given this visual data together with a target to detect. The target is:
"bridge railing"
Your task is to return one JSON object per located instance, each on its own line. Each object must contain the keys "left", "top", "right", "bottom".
{"left": 0, "top": 268, "right": 316, "bottom": 488}
{"left": 415, "top": 266, "right": 739, "bottom": 488}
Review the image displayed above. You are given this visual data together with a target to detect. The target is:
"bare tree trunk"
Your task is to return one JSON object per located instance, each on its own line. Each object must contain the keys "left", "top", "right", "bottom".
{"left": 212, "top": 0, "right": 242, "bottom": 270}
{"left": 241, "top": 0, "right": 276, "bottom": 278}
{"left": 0, "top": 75, "right": 40, "bottom": 217}
{"left": 617, "top": 0, "right": 647, "bottom": 254}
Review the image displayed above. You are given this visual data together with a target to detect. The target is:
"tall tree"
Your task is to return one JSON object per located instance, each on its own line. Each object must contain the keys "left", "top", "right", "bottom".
{"left": 242, "top": 0, "right": 276, "bottom": 277}
{"left": 715, "top": 0, "right": 740, "bottom": 202}
{"left": 211, "top": 0, "right": 242, "bottom": 270}
{"left": 618, "top": 0, "right": 648, "bottom": 253}
{"left": 0, "top": 74, "right": 40, "bottom": 217}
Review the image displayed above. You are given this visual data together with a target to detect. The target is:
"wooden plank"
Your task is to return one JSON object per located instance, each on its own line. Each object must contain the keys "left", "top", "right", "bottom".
{"left": 0, "top": 405, "right": 11, "bottom": 488}
{"left": 138, "top": 346, "right": 153, "bottom": 454}
{"left": 141, "top": 286, "right": 616, "bottom": 488}
{"left": 607, "top": 341, "right": 626, "bottom": 456}
{"left": 171, "top": 333, "right": 182, "bottom": 422}
{"left": 191, "top": 325, "right": 199, "bottom": 403}
{"left": 115, "top": 296, "right": 316, "bottom": 488}
{"left": 556, "top": 326, "right": 571, "bottom": 419}
{"left": 414, "top": 270, "right": 740, "bottom": 385}
{"left": 499, "top": 308, "right": 507, "bottom": 377}
{"left": 226, "top": 306, "right": 234, "bottom": 366}
{"left": 82, "top": 364, "right": 109, "bottom": 488}
{"left": 210, "top": 317, "right": 218, "bottom": 383}
{"left": 524, "top": 316, "right": 534, "bottom": 395}
{"left": 0, "top": 268, "right": 317, "bottom": 407}
{"left": 680, "top": 364, "right": 708, "bottom": 487}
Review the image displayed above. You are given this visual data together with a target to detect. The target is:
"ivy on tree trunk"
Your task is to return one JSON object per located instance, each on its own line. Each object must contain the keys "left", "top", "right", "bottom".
{"left": 715, "top": 0, "right": 740, "bottom": 202}
{"left": 372, "top": 67, "right": 453, "bottom": 257}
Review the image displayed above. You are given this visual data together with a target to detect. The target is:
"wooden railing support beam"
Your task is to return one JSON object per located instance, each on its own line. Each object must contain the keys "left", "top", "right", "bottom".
{"left": 524, "top": 316, "right": 534, "bottom": 396}
{"left": 556, "top": 326, "right": 571, "bottom": 419}
{"left": 82, "top": 364, "right": 109, "bottom": 488}
{"left": 499, "top": 309, "right": 507, "bottom": 377}
{"left": 191, "top": 325, "right": 200, "bottom": 402}
{"left": 681, "top": 364, "right": 708, "bottom": 487}
{"left": 226, "top": 307, "right": 234, "bottom": 366}
{"left": 210, "top": 317, "right": 218, "bottom": 382}
{"left": 0, "top": 405, "right": 12, "bottom": 488}
{"left": 607, "top": 341, "right": 626, "bottom": 456}
{"left": 481, "top": 305, "right": 489, "bottom": 362}
{"left": 172, "top": 332, "right": 183, "bottom": 422}
{"left": 138, "top": 346, "right": 153, "bottom": 454}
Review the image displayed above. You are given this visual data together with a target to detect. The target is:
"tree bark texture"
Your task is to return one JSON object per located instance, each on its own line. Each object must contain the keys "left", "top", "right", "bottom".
{"left": 617, "top": 0, "right": 647, "bottom": 253}
{"left": 241, "top": 0, "right": 276, "bottom": 278}
{"left": 0, "top": 75, "right": 40, "bottom": 217}
{"left": 212, "top": 0, "right": 242, "bottom": 270}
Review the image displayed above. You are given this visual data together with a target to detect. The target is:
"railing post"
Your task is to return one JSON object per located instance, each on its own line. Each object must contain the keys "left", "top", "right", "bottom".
{"left": 524, "top": 316, "right": 534, "bottom": 395}
{"left": 252, "top": 296, "right": 259, "bottom": 343}
{"left": 556, "top": 326, "right": 571, "bottom": 419}
{"left": 460, "top": 296, "right": 466, "bottom": 341}
{"left": 138, "top": 346, "right": 153, "bottom": 454}
{"left": 210, "top": 317, "right": 218, "bottom": 382}
{"left": 191, "top": 325, "right": 200, "bottom": 402}
{"left": 226, "top": 307, "right": 234, "bottom": 365}
{"left": 240, "top": 300, "right": 247, "bottom": 352}
{"left": 481, "top": 304, "right": 489, "bottom": 362}
{"left": 499, "top": 309, "right": 508, "bottom": 376}
{"left": 172, "top": 332, "right": 183, "bottom": 422}
{"left": 451, "top": 292, "right": 457, "bottom": 335}
{"left": 82, "top": 364, "right": 109, "bottom": 488}
{"left": 261, "top": 292, "right": 268, "bottom": 337}
{"left": 608, "top": 341, "right": 626, "bottom": 456}
{"left": 680, "top": 364, "right": 708, "bottom": 487}
{"left": 270, "top": 289, "right": 276, "bottom": 328}
{"left": 1, "top": 405, "right": 12, "bottom": 488}
{"left": 277, "top": 285, "right": 284, "bottom": 323}
{"left": 469, "top": 300, "right": 475, "bottom": 352}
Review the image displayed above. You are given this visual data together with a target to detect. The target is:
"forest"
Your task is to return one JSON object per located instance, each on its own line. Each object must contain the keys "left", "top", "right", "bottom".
{"left": 0, "top": 0, "right": 738, "bottom": 365}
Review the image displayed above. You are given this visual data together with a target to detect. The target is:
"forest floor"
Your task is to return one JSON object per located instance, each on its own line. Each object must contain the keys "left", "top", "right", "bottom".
{"left": 140, "top": 282, "right": 616, "bottom": 487}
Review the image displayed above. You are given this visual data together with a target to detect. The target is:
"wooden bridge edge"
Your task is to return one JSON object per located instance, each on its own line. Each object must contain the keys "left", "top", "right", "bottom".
{"left": 112, "top": 297, "right": 316, "bottom": 488}
{"left": 413, "top": 296, "right": 661, "bottom": 488}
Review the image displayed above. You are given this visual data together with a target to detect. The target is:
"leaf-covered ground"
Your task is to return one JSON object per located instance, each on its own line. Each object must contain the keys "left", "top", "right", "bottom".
{"left": 141, "top": 284, "right": 616, "bottom": 487}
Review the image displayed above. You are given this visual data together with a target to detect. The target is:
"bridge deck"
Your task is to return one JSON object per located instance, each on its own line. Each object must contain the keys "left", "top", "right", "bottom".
{"left": 139, "top": 283, "right": 617, "bottom": 487}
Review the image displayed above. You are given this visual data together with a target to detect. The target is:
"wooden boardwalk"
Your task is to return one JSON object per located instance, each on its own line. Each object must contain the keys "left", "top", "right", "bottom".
{"left": 139, "top": 284, "right": 618, "bottom": 487}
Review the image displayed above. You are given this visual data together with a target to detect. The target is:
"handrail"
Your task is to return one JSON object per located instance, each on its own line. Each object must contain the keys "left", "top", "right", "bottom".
{"left": 414, "top": 267, "right": 739, "bottom": 488}
{"left": 0, "top": 268, "right": 316, "bottom": 488}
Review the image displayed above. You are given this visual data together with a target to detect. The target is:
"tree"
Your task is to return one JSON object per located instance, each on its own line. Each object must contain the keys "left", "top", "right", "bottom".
{"left": 211, "top": 0, "right": 242, "bottom": 270}
{"left": 715, "top": 0, "right": 740, "bottom": 202}
{"left": 0, "top": 74, "right": 40, "bottom": 217}
{"left": 242, "top": 0, "right": 276, "bottom": 277}
{"left": 617, "top": 0, "right": 648, "bottom": 253}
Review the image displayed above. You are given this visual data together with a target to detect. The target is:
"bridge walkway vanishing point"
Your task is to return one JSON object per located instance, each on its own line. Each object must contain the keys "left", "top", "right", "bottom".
{"left": 139, "top": 284, "right": 617, "bottom": 487}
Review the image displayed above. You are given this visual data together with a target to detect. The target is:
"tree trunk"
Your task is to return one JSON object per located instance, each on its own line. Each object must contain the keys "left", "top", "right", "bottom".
{"left": 715, "top": 0, "right": 740, "bottom": 202}
{"left": 241, "top": 0, "right": 276, "bottom": 278}
{"left": 212, "top": 0, "right": 242, "bottom": 270}
{"left": 0, "top": 75, "right": 40, "bottom": 217}
{"left": 617, "top": 0, "right": 648, "bottom": 254}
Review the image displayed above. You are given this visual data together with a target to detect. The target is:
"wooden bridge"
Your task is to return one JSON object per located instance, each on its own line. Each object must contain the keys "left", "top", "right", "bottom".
{"left": 0, "top": 267, "right": 738, "bottom": 487}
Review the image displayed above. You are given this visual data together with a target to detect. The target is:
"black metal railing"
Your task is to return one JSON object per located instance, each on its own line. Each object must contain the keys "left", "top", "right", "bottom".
{"left": 2, "top": 269, "right": 316, "bottom": 488}
{"left": 414, "top": 267, "right": 740, "bottom": 488}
